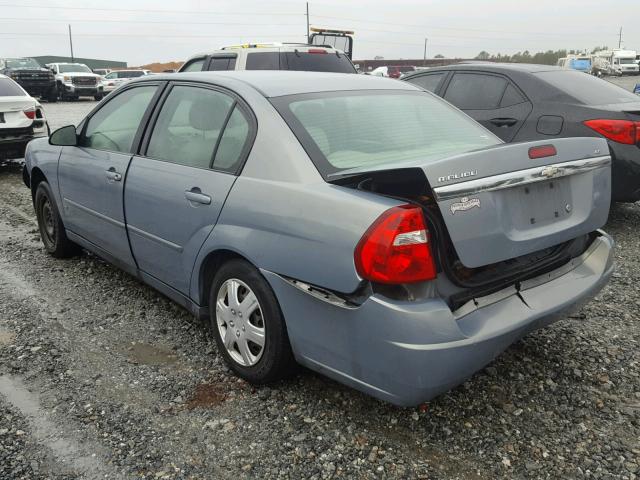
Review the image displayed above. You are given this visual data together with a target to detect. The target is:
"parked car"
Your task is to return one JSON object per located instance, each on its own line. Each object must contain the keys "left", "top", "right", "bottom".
{"left": 46, "top": 63, "right": 104, "bottom": 101}
{"left": 178, "top": 43, "right": 356, "bottom": 73}
{"left": 403, "top": 63, "right": 640, "bottom": 202}
{"left": 93, "top": 68, "right": 112, "bottom": 77}
{"left": 634, "top": 83, "right": 640, "bottom": 95}
{"left": 370, "top": 65, "right": 417, "bottom": 78}
{"left": 102, "top": 69, "right": 152, "bottom": 94}
{"left": 23, "top": 71, "right": 613, "bottom": 406}
{"left": 0, "top": 57, "right": 57, "bottom": 102}
{"left": 0, "top": 74, "right": 48, "bottom": 162}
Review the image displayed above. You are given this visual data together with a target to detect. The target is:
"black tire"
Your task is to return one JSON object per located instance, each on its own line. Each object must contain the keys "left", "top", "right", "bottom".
{"left": 94, "top": 94, "right": 104, "bottom": 101}
{"left": 34, "top": 182, "right": 81, "bottom": 258}
{"left": 209, "top": 259, "right": 296, "bottom": 384}
{"left": 46, "top": 88, "right": 58, "bottom": 103}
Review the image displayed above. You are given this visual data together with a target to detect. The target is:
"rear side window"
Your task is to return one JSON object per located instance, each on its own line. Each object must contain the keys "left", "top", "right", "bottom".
{"left": 208, "top": 57, "right": 236, "bottom": 71}
{"left": 536, "top": 70, "right": 640, "bottom": 104}
{"left": 444, "top": 73, "right": 508, "bottom": 109}
{"left": 406, "top": 73, "right": 446, "bottom": 92}
{"left": 81, "top": 86, "right": 157, "bottom": 153}
{"left": 282, "top": 51, "right": 356, "bottom": 73}
{"left": 146, "top": 86, "right": 235, "bottom": 169}
{"left": 181, "top": 58, "right": 205, "bottom": 72}
{"left": 500, "top": 84, "right": 526, "bottom": 107}
{"left": 246, "top": 52, "right": 280, "bottom": 70}
{"left": 213, "top": 107, "right": 250, "bottom": 171}
{"left": 0, "top": 78, "right": 25, "bottom": 96}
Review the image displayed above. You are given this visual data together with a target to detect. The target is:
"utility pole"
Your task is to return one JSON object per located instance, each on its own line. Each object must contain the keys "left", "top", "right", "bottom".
{"left": 618, "top": 27, "right": 622, "bottom": 49}
{"left": 423, "top": 38, "right": 428, "bottom": 66}
{"left": 306, "top": 2, "right": 310, "bottom": 43}
{"left": 68, "top": 24, "right": 74, "bottom": 62}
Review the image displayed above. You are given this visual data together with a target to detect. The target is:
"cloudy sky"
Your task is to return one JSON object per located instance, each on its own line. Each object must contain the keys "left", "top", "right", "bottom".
{"left": 1, "top": 0, "right": 638, "bottom": 65}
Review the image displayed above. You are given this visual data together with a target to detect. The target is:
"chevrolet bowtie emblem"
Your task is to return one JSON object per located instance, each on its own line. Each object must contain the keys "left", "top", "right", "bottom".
{"left": 541, "top": 166, "right": 561, "bottom": 179}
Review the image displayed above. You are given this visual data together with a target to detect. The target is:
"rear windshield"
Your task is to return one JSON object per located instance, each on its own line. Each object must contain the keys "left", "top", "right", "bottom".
{"left": 0, "top": 78, "right": 26, "bottom": 96}
{"left": 6, "top": 58, "right": 41, "bottom": 69}
{"left": 272, "top": 91, "right": 499, "bottom": 177}
{"left": 536, "top": 70, "right": 639, "bottom": 104}
{"left": 58, "top": 64, "right": 92, "bottom": 73}
{"left": 282, "top": 51, "right": 355, "bottom": 73}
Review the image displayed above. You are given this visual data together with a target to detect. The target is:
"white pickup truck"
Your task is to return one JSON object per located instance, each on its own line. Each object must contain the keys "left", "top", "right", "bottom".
{"left": 46, "top": 63, "right": 104, "bottom": 101}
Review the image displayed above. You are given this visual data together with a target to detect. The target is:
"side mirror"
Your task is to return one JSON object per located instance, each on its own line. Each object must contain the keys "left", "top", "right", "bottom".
{"left": 49, "top": 125, "right": 78, "bottom": 146}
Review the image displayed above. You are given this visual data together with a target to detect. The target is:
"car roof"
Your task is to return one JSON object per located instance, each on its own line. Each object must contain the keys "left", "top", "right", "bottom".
{"left": 410, "top": 62, "right": 563, "bottom": 74}
{"left": 136, "top": 71, "right": 420, "bottom": 97}
{"left": 186, "top": 44, "right": 343, "bottom": 59}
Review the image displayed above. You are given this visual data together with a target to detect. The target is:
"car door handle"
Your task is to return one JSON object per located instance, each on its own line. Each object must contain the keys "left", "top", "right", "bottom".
{"left": 105, "top": 168, "right": 122, "bottom": 182}
{"left": 490, "top": 118, "right": 518, "bottom": 127}
{"left": 184, "top": 188, "right": 211, "bottom": 205}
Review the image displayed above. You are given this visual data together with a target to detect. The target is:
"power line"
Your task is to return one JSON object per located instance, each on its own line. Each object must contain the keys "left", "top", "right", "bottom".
{"left": 310, "top": 13, "right": 614, "bottom": 38}
{"left": 0, "top": 32, "right": 307, "bottom": 39}
{"left": 0, "top": 17, "right": 302, "bottom": 27}
{"left": 0, "top": 2, "right": 303, "bottom": 16}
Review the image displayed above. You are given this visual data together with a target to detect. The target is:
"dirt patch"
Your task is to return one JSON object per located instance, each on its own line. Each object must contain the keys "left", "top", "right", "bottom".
{"left": 185, "top": 383, "right": 227, "bottom": 409}
{"left": 123, "top": 342, "right": 178, "bottom": 365}
{"left": 0, "top": 329, "right": 15, "bottom": 346}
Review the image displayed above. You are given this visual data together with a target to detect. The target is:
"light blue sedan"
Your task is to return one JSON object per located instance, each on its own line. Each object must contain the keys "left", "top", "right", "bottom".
{"left": 23, "top": 71, "right": 614, "bottom": 406}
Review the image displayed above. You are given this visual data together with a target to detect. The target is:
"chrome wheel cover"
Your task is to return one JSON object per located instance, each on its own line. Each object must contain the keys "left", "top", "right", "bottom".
{"left": 216, "top": 278, "right": 265, "bottom": 366}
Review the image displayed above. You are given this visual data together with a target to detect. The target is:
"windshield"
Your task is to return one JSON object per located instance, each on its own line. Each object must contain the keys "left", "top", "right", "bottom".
{"left": 272, "top": 91, "right": 499, "bottom": 177}
{"left": 282, "top": 51, "right": 356, "bottom": 73}
{"left": 58, "top": 64, "right": 92, "bottom": 73}
{"left": 6, "top": 58, "right": 41, "bottom": 69}
{"left": 536, "top": 70, "right": 640, "bottom": 104}
{"left": 619, "top": 58, "right": 636, "bottom": 64}
{"left": 0, "top": 78, "right": 26, "bottom": 96}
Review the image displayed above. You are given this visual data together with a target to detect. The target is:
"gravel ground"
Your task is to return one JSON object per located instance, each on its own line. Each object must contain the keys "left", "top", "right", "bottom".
{"left": 0, "top": 100, "right": 639, "bottom": 479}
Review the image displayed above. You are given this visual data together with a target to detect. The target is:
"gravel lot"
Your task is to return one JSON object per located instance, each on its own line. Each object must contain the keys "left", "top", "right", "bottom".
{"left": 1, "top": 86, "right": 639, "bottom": 479}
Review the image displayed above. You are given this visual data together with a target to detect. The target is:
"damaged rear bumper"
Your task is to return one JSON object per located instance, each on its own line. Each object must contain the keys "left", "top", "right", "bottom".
{"left": 262, "top": 231, "right": 614, "bottom": 407}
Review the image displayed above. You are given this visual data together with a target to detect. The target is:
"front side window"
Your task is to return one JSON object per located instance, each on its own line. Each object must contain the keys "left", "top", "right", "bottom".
{"left": 444, "top": 73, "right": 508, "bottom": 110}
{"left": 181, "top": 58, "right": 205, "bottom": 72}
{"left": 272, "top": 91, "right": 500, "bottom": 177}
{"left": 406, "top": 73, "right": 446, "bottom": 92}
{"left": 81, "top": 86, "right": 157, "bottom": 153}
{"left": 146, "top": 86, "right": 235, "bottom": 169}
{"left": 209, "top": 57, "right": 237, "bottom": 71}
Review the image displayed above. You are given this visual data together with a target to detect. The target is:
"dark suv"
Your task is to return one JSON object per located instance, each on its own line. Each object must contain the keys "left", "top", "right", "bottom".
{"left": 0, "top": 58, "right": 57, "bottom": 102}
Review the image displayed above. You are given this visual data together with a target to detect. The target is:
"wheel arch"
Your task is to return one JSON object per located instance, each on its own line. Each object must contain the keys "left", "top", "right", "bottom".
{"left": 197, "top": 248, "right": 255, "bottom": 309}
{"left": 30, "top": 167, "right": 47, "bottom": 200}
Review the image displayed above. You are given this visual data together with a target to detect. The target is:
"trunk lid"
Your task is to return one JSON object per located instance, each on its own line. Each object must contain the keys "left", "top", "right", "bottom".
{"left": 0, "top": 97, "right": 36, "bottom": 129}
{"left": 331, "top": 137, "right": 611, "bottom": 268}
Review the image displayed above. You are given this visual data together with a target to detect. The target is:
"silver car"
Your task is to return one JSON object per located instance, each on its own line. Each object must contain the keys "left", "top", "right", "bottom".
{"left": 23, "top": 71, "right": 614, "bottom": 406}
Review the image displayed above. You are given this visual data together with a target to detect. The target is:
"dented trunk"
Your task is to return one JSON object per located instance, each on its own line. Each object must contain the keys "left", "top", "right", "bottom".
{"left": 332, "top": 137, "right": 611, "bottom": 270}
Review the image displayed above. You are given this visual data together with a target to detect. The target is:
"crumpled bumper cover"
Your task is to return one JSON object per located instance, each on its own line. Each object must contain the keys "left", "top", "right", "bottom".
{"left": 263, "top": 231, "right": 614, "bottom": 406}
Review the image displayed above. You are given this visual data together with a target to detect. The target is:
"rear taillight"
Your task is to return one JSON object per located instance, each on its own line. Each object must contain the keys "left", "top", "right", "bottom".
{"left": 23, "top": 108, "right": 36, "bottom": 120}
{"left": 584, "top": 119, "right": 640, "bottom": 145}
{"left": 355, "top": 205, "right": 436, "bottom": 284}
{"left": 528, "top": 144, "right": 557, "bottom": 159}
